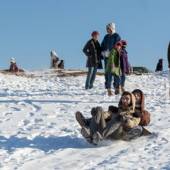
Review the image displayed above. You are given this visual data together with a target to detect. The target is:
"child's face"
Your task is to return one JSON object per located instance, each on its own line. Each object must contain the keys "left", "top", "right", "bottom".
{"left": 121, "top": 94, "right": 131, "bottom": 107}
{"left": 134, "top": 92, "right": 142, "bottom": 103}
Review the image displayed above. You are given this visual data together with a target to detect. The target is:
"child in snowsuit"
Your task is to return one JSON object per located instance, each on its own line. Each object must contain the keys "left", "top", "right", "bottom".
{"left": 106, "top": 41, "right": 122, "bottom": 96}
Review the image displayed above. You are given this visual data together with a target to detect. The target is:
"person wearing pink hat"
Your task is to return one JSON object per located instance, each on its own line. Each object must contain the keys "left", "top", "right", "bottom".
{"left": 83, "top": 31, "right": 102, "bottom": 89}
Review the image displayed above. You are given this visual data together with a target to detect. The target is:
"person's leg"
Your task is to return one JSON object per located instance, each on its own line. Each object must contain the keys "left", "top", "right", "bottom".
{"left": 89, "top": 107, "right": 106, "bottom": 135}
{"left": 104, "top": 58, "right": 108, "bottom": 89}
{"left": 120, "top": 74, "right": 126, "bottom": 92}
{"left": 85, "top": 67, "right": 92, "bottom": 89}
{"left": 102, "top": 118, "right": 121, "bottom": 138}
{"left": 75, "top": 111, "right": 91, "bottom": 127}
{"left": 114, "top": 75, "right": 121, "bottom": 94}
{"left": 89, "top": 67, "right": 97, "bottom": 89}
{"left": 107, "top": 73, "right": 113, "bottom": 96}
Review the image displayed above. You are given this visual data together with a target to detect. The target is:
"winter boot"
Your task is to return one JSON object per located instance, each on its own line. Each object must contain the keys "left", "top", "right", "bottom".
{"left": 107, "top": 89, "right": 113, "bottom": 96}
{"left": 121, "top": 86, "right": 125, "bottom": 93}
{"left": 141, "top": 127, "right": 152, "bottom": 136}
{"left": 75, "top": 111, "right": 87, "bottom": 127}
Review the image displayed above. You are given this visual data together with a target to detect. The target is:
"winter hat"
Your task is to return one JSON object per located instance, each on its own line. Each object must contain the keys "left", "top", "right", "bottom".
{"left": 50, "top": 50, "right": 58, "bottom": 57}
{"left": 10, "top": 57, "right": 16, "bottom": 63}
{"left": 114, "top": 41, "right": 122, "bottom": 48}
{"left": 91, "top": 31, "right": 99, "bottom": 37}
{"left": 106, "top": 22, "right": 116, "bottom": 32}
{"left": 121, "top": 40, "right": 127, "bottom": 46}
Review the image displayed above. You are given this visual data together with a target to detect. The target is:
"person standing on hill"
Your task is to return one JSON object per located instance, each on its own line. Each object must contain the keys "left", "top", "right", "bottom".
{"left": 83, "top": 31, "right": 102, "bottom": 89}
{"left": 101, "top": 22, "right": 121, "bottom": 90}
{"left": 105, "top": 41, "right": 122, "bottom": 95}
{"left": 168, "top": 42, "right": 170, "bottom": 68}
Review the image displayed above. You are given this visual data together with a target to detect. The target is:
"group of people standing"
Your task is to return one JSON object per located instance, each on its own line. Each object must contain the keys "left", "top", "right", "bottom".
{"left": 83, "top": 22, "right": 130, "bottom": 96}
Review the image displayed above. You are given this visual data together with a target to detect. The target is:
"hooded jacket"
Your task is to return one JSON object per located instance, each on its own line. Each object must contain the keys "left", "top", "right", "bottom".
{"left": 106, "top": 48, "right": 121, "bottom": 76}
{"left": 118, "top": 91, "right": 141, "bottom": 129}
{"left": 132, "top": 89, "right": 150, "bottom": 126}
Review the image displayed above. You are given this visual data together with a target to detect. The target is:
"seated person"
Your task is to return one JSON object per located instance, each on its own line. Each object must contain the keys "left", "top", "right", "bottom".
{"left": 9, "top": 58, "right": 19, "bottom": 73}
{"left": 50, "top": 50, "right": 64, "bottom": 69}
{"left": 76, "top": 91, "right": 143, "bottom": 145}
{"left": 132, "top": 89, "right": 151, "bottom": 135}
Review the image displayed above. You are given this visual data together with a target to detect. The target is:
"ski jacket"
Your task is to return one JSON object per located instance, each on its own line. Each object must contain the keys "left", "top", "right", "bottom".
{"left": 83, "top": 39, "right": 102, "bottom": 68}
{"left": 101, "top": 33, "right": 121, "bottom": 52}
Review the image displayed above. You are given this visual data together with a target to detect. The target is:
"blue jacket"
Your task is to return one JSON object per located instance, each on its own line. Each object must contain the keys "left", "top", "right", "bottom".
{"left": 101, "top": 33, "right": 121, "bottom": 52}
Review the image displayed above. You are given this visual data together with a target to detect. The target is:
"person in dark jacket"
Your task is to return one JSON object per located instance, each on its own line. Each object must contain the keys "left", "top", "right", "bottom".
{"left": 155, "top": 58, "right": 163, "bottom": 72}
{"left": 168, "top": 42, "right": 170, "bottom": 68}
{"left": 119, "top": 40, "right": 130, "bottom": 92}
{"left": 101, "top": 22, "right": 121, "bottom": 90}
{"left": 9, "top": 58, "right": 19, "bottom": 73}
{"left": 83, "top": 31, "right": 102, "bottom": 89}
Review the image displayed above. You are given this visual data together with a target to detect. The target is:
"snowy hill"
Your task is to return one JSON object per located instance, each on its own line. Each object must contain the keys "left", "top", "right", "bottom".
{"left": 0, "top": 70, "right": 170, "bottom": 170}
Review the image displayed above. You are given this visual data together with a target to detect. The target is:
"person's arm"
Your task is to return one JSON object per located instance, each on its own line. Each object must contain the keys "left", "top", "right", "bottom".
{"left": 168, "top": 42, "right": 170, "bottom": 68}
{"left": 83, "top": 40, "right": 91, "bottom": 57}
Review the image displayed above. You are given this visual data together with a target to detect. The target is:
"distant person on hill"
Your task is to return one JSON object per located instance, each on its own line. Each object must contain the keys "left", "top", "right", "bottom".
{"left": 168, "top": 42, "right": 170, "bottom": 68}
{"left": 101, "top": 22, "right": 121, "bottom": 90}
{"left": 9, "top": 58, "right": 19, "bottom": 73}
{"left": 119, "top": 40, "right": 130, "bottom": 92}
{"left": 50, "top": 50, "right": 64, "bottom": 69}
{"left": 83, "top": 31, "right": 102, "bottom": 89}
{"left": 155, "top": 58, "right": 163, "bottom": 72}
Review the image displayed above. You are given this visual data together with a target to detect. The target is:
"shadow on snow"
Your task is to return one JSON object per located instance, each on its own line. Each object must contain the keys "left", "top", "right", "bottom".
{"left": 0, "top": 135, "right": 94, "bottom": 153}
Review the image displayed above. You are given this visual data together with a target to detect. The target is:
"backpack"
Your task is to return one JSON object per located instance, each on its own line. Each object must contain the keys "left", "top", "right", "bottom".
{"left": 139, "top": 110, "right": 150, "bottom": 126}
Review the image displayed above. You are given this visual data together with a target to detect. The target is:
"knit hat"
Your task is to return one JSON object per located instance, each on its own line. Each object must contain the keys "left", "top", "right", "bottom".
{"left": 91, "top": 31, "right": 99, "bottom": 37}
{"left": 121, "top": 40, "right": 127, "bottom": 46}
{"left": 10, "top": 57, "right": 16, "bottom": 63}
{"left": 106, "top": 22, "right": 116, "bottom": 32}
{"left": 50, "top": 50, "right": 58, "bottom": 57}
{"left": 114, "top": 41, "right": 122, "bottom": 48}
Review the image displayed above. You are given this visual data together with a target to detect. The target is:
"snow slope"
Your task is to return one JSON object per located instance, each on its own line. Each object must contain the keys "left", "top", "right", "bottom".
{"left": 0, "top": 71, "right": 170, "bottom": 170}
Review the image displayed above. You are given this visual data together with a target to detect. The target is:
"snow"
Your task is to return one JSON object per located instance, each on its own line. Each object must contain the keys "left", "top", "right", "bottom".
{"left": 0, "top": 70, "right": 170, "bottom": 170}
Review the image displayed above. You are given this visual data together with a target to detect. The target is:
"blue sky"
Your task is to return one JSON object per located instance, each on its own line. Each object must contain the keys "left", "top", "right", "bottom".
{"left": 0, "top": 0, "right": 170, "bottom": 71}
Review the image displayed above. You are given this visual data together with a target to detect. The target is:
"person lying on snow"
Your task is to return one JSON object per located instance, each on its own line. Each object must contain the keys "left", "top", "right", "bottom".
{"left": 75, "top": 91, "right": 151, "bottom": 145}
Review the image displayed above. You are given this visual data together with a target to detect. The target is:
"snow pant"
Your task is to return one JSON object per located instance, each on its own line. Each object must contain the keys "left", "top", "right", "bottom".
{"left": 104, "top": 58, "right": 111, "bottom": 89}
{"left": 89, "top": 106, "right": 121, "bottom": 140}
{"left": 85, "top": 67, "right": 97, "bottom": 89}
{"left": 120, "top": 74, "right": 126, "bottom": 87}
{"left": 89, "top": 107, "right": 106, "bottom": 135}
{"left": 113, "top": 75, "right": 121, "bottom": 89}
